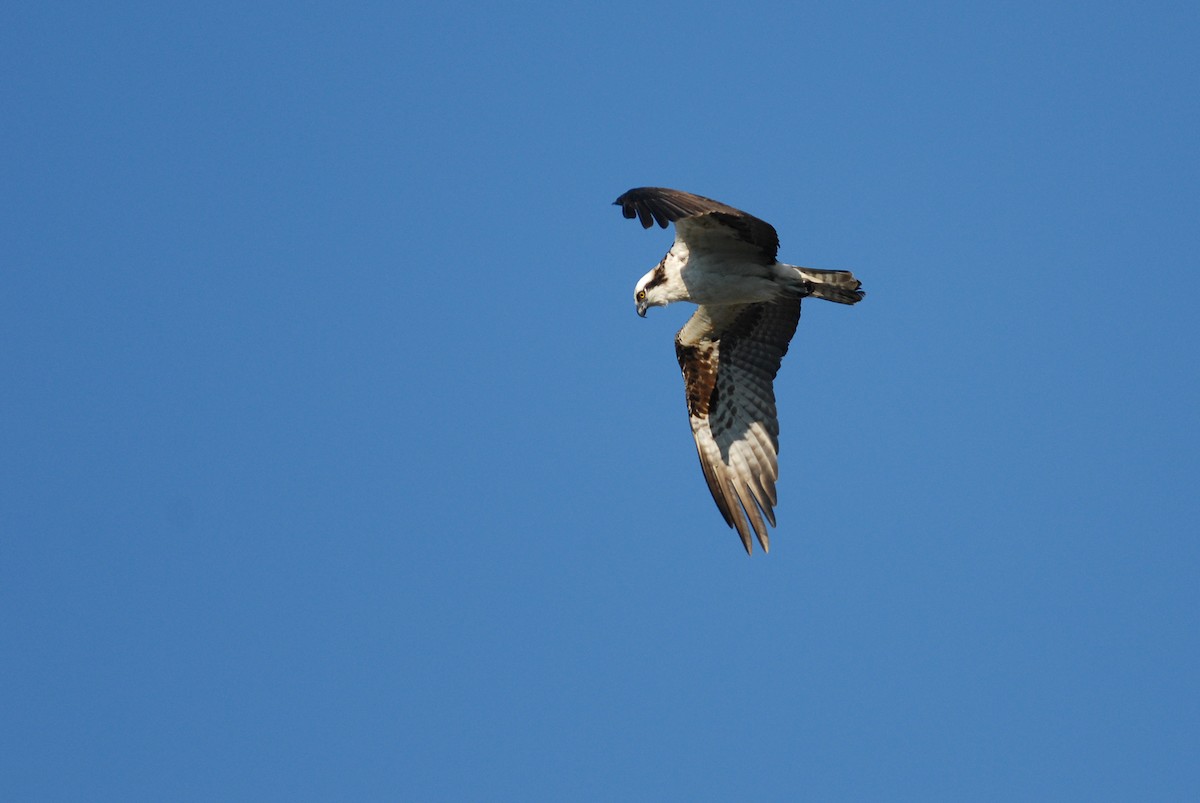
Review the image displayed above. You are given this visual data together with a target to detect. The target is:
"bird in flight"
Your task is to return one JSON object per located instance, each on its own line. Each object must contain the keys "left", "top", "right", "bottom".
{"left": 616, "top": 187, "right": 864, "bottom": 554}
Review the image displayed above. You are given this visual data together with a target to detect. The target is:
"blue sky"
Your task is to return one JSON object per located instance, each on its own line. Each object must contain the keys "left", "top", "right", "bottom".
{"left": 3, "top": 2, "right": 1198, "bottom": 799}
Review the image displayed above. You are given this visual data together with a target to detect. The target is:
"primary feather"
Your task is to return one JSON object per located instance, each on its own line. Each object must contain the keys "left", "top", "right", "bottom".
{"left": 616, "top": 187, "right": 864, "bottom": 553}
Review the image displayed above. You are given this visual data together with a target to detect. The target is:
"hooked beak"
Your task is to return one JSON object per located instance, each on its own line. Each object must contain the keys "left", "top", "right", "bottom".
{"left": 636, "top": 301, "right": 648, "bottom": 318}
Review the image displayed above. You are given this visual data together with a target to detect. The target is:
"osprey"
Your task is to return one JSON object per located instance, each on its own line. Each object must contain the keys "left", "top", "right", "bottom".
{"left": 616, "top": 187, "right": 864, "bottom": 554}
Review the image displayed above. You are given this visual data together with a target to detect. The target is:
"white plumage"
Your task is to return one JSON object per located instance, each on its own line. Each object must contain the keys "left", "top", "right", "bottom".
{"left": 616, "top": 187, "right": 864, "bottom": 553}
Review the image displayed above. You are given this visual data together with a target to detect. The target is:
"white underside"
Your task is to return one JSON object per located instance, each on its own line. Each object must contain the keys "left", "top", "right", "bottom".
{"left": 634, "top": 238, "right": 815, "bottom": 312}
{"left": 678, "top": 255, "right": 786, "bottom": 304}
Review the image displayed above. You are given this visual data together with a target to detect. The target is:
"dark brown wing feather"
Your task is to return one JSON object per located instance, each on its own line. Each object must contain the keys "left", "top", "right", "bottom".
{"left": 674, "top": 298, "right": 802, "bottom": 554}
{"left": 614, "top": 187, "right": 780, "bottom": 263}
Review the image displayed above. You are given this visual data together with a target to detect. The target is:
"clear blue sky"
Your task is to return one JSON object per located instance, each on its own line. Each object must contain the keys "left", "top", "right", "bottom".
{"left": 3, "top": 2, "right": 1198, "bottom": 800}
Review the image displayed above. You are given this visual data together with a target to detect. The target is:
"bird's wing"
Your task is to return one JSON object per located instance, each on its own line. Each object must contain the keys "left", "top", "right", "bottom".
{"left": 615, "top": 187, "right": 779, "bottom": 264}
{"left": 675, "top": 298, "right": 802, "bottom": 553}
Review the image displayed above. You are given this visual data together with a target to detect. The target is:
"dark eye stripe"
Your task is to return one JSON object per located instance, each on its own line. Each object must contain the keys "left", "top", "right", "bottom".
{"left": 642, "top": 265, "right": 668, "bottom": 291}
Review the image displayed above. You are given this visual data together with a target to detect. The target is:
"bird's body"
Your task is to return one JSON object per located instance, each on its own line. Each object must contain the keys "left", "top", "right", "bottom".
{"left": 651, "top": 241, "right": 780, "bottom": 305}
{"left": 616, "top": 187, "right": 863, "bottom": 554}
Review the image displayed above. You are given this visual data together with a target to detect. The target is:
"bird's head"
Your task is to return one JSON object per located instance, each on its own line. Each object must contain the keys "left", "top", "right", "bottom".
{"left": 633, "top": 265, "right": 669, "bottom": 317}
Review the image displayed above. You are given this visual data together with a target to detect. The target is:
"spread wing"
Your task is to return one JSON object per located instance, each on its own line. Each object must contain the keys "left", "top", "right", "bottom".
{"left": 615, "top": 187, "right": 779, "bottom": 265}
{"left": 674, "top": 298, "right": 802, "bottom": 553}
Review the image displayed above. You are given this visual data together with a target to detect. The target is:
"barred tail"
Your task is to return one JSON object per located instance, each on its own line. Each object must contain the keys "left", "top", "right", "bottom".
{"left": 795, "top": 267, "right": 865, "bottom": 305}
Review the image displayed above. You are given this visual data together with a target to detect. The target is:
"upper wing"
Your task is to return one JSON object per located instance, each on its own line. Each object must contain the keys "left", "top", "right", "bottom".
{"left": 615, "top": 187, "right": 779, "bottom": 264}
{"left": 674, "top": 298, "right": 802, "bottom": 554}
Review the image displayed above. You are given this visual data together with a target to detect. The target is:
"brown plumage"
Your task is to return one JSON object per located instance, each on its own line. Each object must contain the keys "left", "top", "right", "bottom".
{"left": 675, "top": 300, "right": 800, "bottom": 553}
{"left": 617, "top": 187, "right": 864, "bottom": 553}
{"left": 616, "top": 187, "right": 780, "bottom": 264}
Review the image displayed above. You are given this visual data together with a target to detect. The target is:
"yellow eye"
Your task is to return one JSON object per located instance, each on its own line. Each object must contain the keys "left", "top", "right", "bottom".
{"left": 636, "top": 290, "right": 646, "bottom": 301}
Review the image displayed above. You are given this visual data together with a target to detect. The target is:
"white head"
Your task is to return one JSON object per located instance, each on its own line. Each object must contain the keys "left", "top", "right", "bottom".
{"left": 633, "top": 264, "right": 669, "bottom": 317}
